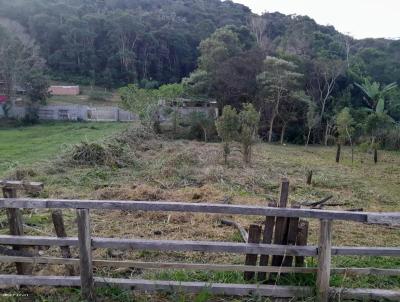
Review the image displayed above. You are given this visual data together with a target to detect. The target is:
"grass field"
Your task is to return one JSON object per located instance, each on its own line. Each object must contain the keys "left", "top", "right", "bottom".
{"left": 0, "top": 124, "right": 399, "bottom": 301}
{"left": 0, "top": 122, "right": 128, "bottom": 177}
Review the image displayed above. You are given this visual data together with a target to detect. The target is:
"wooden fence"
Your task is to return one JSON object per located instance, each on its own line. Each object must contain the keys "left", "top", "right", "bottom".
{"left": 1, "top": 180, "right": 400, "bottom": 301}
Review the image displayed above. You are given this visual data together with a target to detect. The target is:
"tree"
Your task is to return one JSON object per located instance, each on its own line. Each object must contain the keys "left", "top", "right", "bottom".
{"left": 364, "top": 113, "right": 394, "bottom": 163}
{"left": 215, "top": 106, "right": 239, "bottom": 165}
{"left": 0, "top": 25, "right": 48, "bottom": 121}
{"left": 188, "top": 112, "right": 215, "bottom": 142}
{"left": 156, "top": 83, "right": 185, "bottom": 137}
{"left": 355, "top": 79, "right": 398, "bottom": 114}
{"left": 238, "top": 103, "right": 260, "bottom": 164}
{"left": 257, "top": 56, "right": 303, "bottom": 142}
{"left": 198, "top": 27, "right": 243, "bottom": 73}
{"left": 306, "top": 59, "right": 345, "bottom": 144}
{"left": 119, "top": 84, "right": 159, "bottom": 131}
{"left": 336, "top": 107, "right": 355, "bottom": 163}
{"left": 278, "top": 92, "right": 308, "bottom": 144}
{"left": 305, "top": 101, "right": 320, "bottom": 147}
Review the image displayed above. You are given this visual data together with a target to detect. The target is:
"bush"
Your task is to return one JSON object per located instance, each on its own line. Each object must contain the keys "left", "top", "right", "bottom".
{"left": 382, "top": 127, "right": 400, "bottom": 150}
{"left": 88, "top": 90, "right": 112, "bottom": 102}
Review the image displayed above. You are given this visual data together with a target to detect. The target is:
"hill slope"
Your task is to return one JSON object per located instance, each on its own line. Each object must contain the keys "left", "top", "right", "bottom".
{"left": 0, "top": 0, "right": 399, "bottom": 87}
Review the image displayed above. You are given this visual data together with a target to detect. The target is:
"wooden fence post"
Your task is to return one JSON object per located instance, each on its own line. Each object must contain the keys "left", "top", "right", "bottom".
{"left": 77, "top": 209, "right": 95, "bottom": 301}
{"left": 282, "top": 204, "right": 300, "bottom": 267}
{"left": 271, "top": 178, "right": 290, "bottom": 267}
{"left": 2, "top": 187, "right": 33, "bottom": 275}
{"left": 52, "top": 210, "right": 75, "bottom": 276}
{"left": 258, "top": 202, "right": 276, "bottom": 282}
{"left": 244, "top": 224, "right": 261, "bottom": 281}
{"left": 316, "top": 219, "right": 332, "bottom": 302}
{"left": 295, "top": 220, "right": 309, "bottom": 267}
{"left": 306, "top": 170, "right": 313, "bottom": 185}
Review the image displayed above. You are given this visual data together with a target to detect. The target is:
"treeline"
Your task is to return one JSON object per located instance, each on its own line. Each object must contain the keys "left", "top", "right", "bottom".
{"left": 1, "top": 0, "right": 399, "bottom": 149}
{"left": 0, "top": 0, "right": 249, "bottom": 87}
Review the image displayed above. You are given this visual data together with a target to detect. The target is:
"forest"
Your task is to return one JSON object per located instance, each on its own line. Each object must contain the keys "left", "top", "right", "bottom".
{"left": 0, "top": 0, "right": 399, "bottom": 150}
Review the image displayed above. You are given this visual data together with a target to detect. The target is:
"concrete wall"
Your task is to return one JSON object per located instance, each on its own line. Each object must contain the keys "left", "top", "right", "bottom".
{"left": 49, "top": 86, "right": 80, "bottom": 96}
{"left": 3, "top": 102, "right": 136, "bottom": 122}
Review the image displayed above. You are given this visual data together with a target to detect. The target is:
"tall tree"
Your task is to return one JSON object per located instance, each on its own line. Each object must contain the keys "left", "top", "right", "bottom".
{"left": 257, "top": 56, "right": 303, "bottom": 142}
{"left": 306, "top": 58, "right": 345, "bottom": 144}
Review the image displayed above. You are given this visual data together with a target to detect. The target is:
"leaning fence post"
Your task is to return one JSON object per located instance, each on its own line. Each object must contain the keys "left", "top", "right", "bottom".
{"left": 52, "top": 210, "right": 75, "bottom": 276}
{"left": 271, "top": 178, "right": 290, "bottom": 267}
{"left": 257, "top": 202, "right": 276, "bottom": 282}
{"left": 244, "top": 224, "right": 261, "bottom": 281}
{"left": 2, "top": 187, "right": 33, "bottom": 275}
{"left": 316, "top": 219, "right": 332, "bottom": 302}
{"left": 77, "top": 209, "right": 95, "bottom": 301}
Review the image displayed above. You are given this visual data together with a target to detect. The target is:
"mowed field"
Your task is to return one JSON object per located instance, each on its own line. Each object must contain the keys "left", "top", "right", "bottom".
{"left": 0, "top": 122, "right": 128, "bottom": 177}
{"left": 1, "top": 123, "right": 400, "bottom": 301}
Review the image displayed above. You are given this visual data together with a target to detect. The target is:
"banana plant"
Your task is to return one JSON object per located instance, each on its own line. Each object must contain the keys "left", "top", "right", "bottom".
{"left": 355, "top": 79, "right": 397, "bottom": 114}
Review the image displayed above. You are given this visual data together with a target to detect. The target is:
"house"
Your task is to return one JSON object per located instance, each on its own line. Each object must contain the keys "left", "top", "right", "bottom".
{"left": 158, "top": 98, "right": 218, "bottom": 123}
{"left": 49, "top": 86, "right": 80, "bottom": 96}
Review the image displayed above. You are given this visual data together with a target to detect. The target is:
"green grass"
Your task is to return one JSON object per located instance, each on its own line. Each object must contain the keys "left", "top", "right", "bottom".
{"left": 0, "top": 125, "right": 400, "bottom": 300}
{"left": 0, "top": 121, "right": 128, "bottom": 177}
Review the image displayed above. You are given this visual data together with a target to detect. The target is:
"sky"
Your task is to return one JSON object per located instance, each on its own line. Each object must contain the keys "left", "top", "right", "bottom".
{"left": 231, "top": 0, "right": 400, "bottom": 39}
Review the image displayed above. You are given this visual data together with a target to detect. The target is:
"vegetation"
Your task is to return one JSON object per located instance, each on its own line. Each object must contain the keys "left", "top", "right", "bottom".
{"left": 215, "top": 105, "right": 239, "bottom": 164}
{"left": 0, "top": 0, "right": 399, "bottom": 151}
{"left": 0, "top": 0, "right": 400, "bottom": 300}
{"left": 0, "top": 122, "right": 128, "bottom": 177}
{"left": 1, "top": 124, "right": 400, "bottom": 300}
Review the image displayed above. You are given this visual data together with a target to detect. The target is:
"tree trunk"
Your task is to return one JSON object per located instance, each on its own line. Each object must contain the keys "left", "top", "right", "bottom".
{"left": 351, "top": 144, "right": 354, "bottom": 164}
{"left": 280, "top": 124, "right": 286, "bottom": 145}
{"left": 223, "top": 142, "right": 230, "bottom": 165}
{"left": 203, "top": 128, "right": 208, "bottom": 143}
{"left": 336, "top": 144, "right": 341, "bottom": 163}
{"left": 305, "top": 128, "right": 312, "bottom": 147}
{"left": 243, "top": 144, "right": 250, "bottom": 164}
{"left": 324, "top": 123, "right": 330, "bottom": 146}
{"left": 374, "top": 148, "right": 378, "bottom": 164}
{"left": 268, "top": 113, "right": 276, "bottom": 143}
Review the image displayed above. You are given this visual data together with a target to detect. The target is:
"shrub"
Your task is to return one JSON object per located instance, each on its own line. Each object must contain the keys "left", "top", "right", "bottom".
{"left": 88, "top": 90, "right": 112, "bottom": 102}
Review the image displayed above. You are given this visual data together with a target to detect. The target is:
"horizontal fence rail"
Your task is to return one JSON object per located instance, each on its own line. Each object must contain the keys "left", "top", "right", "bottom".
{"left": 1, "top": 235, "right": 400, "bottom": 256}
{"left": 1, "top": 198, "right": 399, "bottom": 225}
{"left": 1, "top": 189, "right": 400, "bottom": 301}
{"left": 0, "top": 275, "right": 399, "bottom": 301}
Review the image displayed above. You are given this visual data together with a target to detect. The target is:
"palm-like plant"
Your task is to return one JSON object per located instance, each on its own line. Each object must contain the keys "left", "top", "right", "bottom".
{"left": 355, "top": 79, "right": 397, "bottom": 114}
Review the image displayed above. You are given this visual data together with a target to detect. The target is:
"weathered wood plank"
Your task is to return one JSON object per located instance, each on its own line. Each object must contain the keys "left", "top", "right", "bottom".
{"left": 258, "top": 202, "right": 276, "bottom": 282}
{"left": 0, "top": 198, "right": 374, "bottom": 223}
{"left": 0, "top": 181, "right": 44, "bottom": 192}
{"left": 1, "top": 235, "right": 400, "bottom": 256}
{"left": 331, "top": 287, "right": 400, "bottom": 301}
{"left": 51, "top": 210, "right": 75, "bottom": 276}
{"left": 2, "top": 187, "right": 33, "bottom": 275}
{"left": 282, "top": 204, "right": 300, "bottom": 267}
{"left": 331, "top": 247, "right": 400, "bottom": 256}
{"left": 0, "top": 275, "right": 313, "bottom": 297}
{"left": 272, "top": 179, "right": 290, "bottom": 267}
{"left": 0, "top": 256, "right": 399, "bottom": 276}
{"left": 316, "top": 219, "right": 332, "bottom": 302}
{"left": 295, "top": 220, "right": 309, "bottom": 267}
{"left": 76, "top": 209, "right": 95, "bottom": 301}
{"left": 1, "top": 275, "right": 399, "bottom": 300}
{"left": 244, "top": 224, "right": 261, "bottom": 280}
{"left": 367, "top": 213, "right": 400, "bottom": 226}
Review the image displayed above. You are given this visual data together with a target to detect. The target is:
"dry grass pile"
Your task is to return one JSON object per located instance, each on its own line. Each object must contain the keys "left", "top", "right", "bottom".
{"left": 64, "top": 126, "right": 161, "bottom": 168}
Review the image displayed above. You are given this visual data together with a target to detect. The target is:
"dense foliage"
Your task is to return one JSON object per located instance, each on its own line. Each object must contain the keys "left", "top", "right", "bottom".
{"left": 0, "top": 0, "right": 250, "bottom": 87}
{"left": 1, "top": 0, "right": 399, "bottom": 149}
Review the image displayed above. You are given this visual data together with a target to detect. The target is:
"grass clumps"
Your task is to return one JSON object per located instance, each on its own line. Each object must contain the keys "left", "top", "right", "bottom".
{"left": 65, "top": 126, "right": 160, "bottom": 168}
{"left": 70, "top": 142, "right": 112, "bottom": 166}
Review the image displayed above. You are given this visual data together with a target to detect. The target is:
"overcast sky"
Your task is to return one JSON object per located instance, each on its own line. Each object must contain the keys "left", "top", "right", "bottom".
{"left": 231, "top": 0, "right": 400, "bottom": 39}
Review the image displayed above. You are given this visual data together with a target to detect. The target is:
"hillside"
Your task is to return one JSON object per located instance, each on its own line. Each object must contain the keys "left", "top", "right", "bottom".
{"left": 0, "top": 0, "right": 399, "bottom": 87}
